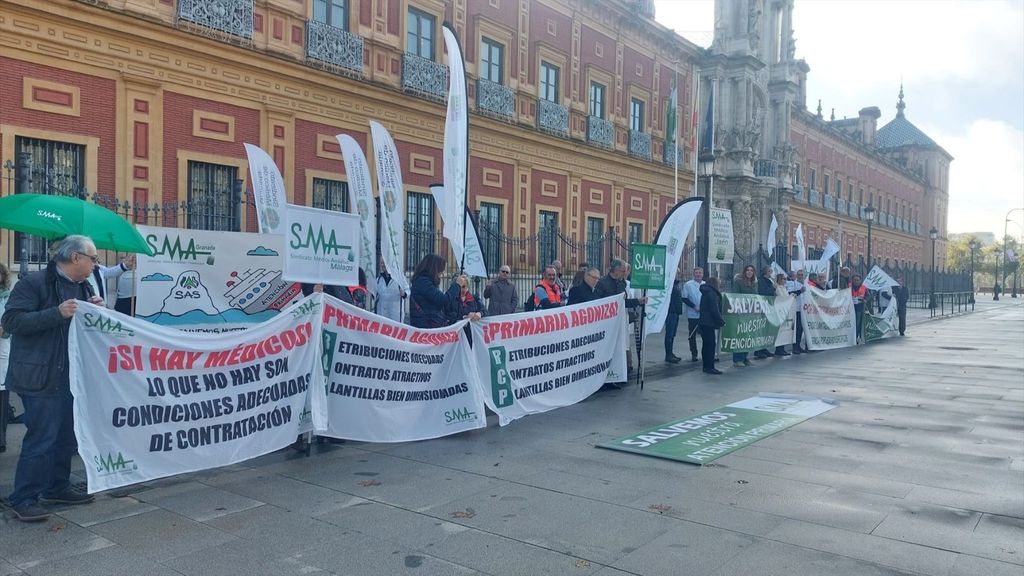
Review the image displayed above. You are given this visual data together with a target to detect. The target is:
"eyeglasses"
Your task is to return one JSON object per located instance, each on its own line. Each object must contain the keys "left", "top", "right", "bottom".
{"left": 76, "top": 252, "right": 99, "bottom": 264}
{"left": 500, "top": 270, "right": 510, "bottom": 274}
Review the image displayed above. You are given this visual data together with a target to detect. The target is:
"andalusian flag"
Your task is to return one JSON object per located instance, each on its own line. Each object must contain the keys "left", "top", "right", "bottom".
{"left": 666, "top": 77, "right": 678, "bottom": 151}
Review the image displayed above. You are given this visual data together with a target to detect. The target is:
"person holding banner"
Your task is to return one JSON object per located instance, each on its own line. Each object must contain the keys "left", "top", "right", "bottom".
{"left": 567, "top": 267, "right": 600, "bottom": 305}
{"left": 698, "top": 277, "right": 725, "bottom": 375}
{"left": 451, "top": 275, "right": 485, "bottom": 322}
{"left": 773, "top": 273, "right": 793, "bottom": 357}
{"left": 732, "top": 265, "right": 758, "bottom": 367}
{"left": 375, "top": 260, "right": 406, "bottom": 323}
{"left": 410, "top": 254, "right": 455, "bottom": 328}
{"left": 595, "top": 259, "right": 647, "bottom": 377}
{"left": 1, "top": 236, "right": 104, "bottom": 522}
{"left": 851, "top": 274, "right": 867, "bottom": 344}
{"left": 664, "top": 270, "right": 684, "bottom": 363}
{"left": 753, "top": 266, "right": 777, "bottom": 360}
{"left": 531, "top": 266, "right": 564, "bottom": 310}
{"left": 789, "top": 270, "right": 808, "bottom": 353}
{"left": 682, "top": 267, "right": 704, "bottom": 362}
{"left": 893, "top": 277, "right": 910, "bottom": 336}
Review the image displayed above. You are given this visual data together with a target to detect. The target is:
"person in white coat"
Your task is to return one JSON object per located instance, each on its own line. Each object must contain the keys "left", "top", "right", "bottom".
{"left": 374, "top": 260, "right": 405, "bottom": 323}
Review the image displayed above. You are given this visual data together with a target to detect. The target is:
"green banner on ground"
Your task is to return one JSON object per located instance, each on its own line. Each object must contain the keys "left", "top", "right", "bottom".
{"left": 864, "top": 299, "right": 898, "bottom": 342}
{"left": 597, "top": 395, "right": 837, "bottom": 464}
{"left": 629, "top": 243, "right": 667, "bottom": 289}
{"left": 719, "top": 293, "right": 794, "bottom": 353}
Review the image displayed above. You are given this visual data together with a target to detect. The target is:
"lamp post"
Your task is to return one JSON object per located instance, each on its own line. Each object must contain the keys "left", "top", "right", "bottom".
{"left": 864, "top": 205, "right": 875, "bottom": 272}
{"left": 929, "top": 227, "right": 938, "bottom": 309}
{"left": 968, "top": 238, "right": 979, "bottom": 304}
{"left": 1001, "top": 208, "right": 1024, "bottom": 299}
{"left": 698, "top": 150, "right": 716, "bottom": 271}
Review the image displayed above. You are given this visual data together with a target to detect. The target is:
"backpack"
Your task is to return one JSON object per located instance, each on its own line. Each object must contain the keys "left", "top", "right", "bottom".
{"left": 522, "top": 286, "right": 539, "bottom": 312}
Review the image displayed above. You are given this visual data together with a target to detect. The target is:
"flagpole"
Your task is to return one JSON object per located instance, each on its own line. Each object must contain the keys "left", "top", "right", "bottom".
{"left": 673, "top": 61, "right": 679, "bottom": 204}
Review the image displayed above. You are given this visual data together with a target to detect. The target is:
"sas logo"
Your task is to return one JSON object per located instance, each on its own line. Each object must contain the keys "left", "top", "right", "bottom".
{"left": 37, "top": 210, "right": 62, "bottom": 221}
{"left": 82, "top": 312, "right": 135, "bottom": 337}
{"left": 445, "top": 406, "right": 478, "bottom": 425}
{"left": 94, "top": 451, "right": 137, "bottom": 476}
{"left": 146, "top": 234, "right": 213, "bottom": 261}
{"left": 289, "top": 223, "right": 353, "bottom": 258}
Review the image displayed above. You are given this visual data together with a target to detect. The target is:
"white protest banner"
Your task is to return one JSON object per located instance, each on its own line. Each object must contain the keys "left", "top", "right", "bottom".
{"left": 800, "top": 286, "right": 856, "bottom": 350}
{"left": 821, "top": 238, "right": 840, "bottom": 265}
{"left": 795, "top": 223, "right": 807, "bottom": 263}
{"left": 136, "top": 226, "right": 302, "bottom": 333}
{"left": 790, "top": 259, "right": 829, "bottom": 277}
{"left": 429, "top": 185, "right": 488, "bottom": 278}
{"left": 708, "top": 208, "right": 735, "bottom": 264}
{"left": 770, "top": 261, "right": 787, "bottom": 279}
{"left": 69, "top": 297, "right": 321, "bottom": 492}
{"left": 441, "top": 24, "right": 469, "bottom": 266}
{"left": 863, "top": 265, "right": 899, "bottom": 291}
{"left": 471, "top": 295, "right": 626, "bottom": 426}
{"left": 369, "top": 121, "right": 409, "bottom": 293}
{"left": 283, "top": 204, "right": 360, "bottom": 286}
{"left": 774, "top": 297, "right": 797, "bottom": 348}
{"left": 314, "top": 295, "right": 486, "bottom": 441}
{"left": 644, "top": 197, "right": 703, "bottom": 336}
{"left": 244, "top": 143, "right": 287, "bottom": 235}
{"left": 864, "top": 297, "right": 899, "bottom": 343}
{"left": 336, "top": 134, "right": 377, "bottom": 292}
{"left": 767, "top": 213, "right": 779, "bottom": 257}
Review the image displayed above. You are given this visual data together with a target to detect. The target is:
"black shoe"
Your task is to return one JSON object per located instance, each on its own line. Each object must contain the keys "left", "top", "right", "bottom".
{"left": 691, "top": 356, "right": 699, "bottom": 362}
{"left": 600, "top": 382, "right": 622, "bottom": 391}
{"left": 703, "top": 368, "right": 723, "bottom": 375}
{"left": 753, "top": 352, "right": 770, "bottom": 359}
{"left": 776, "top": 351, "right": 791, "bottom": 357}
{"left": 11, "top": 502, "right": 50, "bottom": 522}
{"left": 40, "top": 490, "right": 94, "bottom": 506}
{"left": 665, "top": 356, "right": 681, "bottom": 364}
{"left": 792, "top": 348, "right": 804, "bottom": 354}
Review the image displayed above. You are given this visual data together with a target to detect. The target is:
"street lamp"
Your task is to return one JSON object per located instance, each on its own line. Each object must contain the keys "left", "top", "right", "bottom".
{"left": 698, "top": 150, "right": 716, "bottom": 271}
{"left": 968, "top": 238, "right": 980, "bottom": 304}
{"left": 864, "top": 205, "right": 875, "bottom": 270}
{"left": 1001, "top": 208, "right": 1024, "bottom": 300}
{"left": 929, "top": 227, "right": 938, "bottom": 309}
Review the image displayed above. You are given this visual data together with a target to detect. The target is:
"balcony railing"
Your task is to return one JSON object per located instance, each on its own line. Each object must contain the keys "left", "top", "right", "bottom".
{"left": 809, "top": 190, "right": 819, "bottom": 206}
{"left": 177, "top": 0, "right": 253, "bottom": 39}
{"left": 754, "top": 159, "right": 777, "bottom": 177}
{"left": 850, "top": 202, "right": 860, "bottom": 218}
{"left": 401, "top": 53, "right": 448, "bottom": 101}
{"left": 587, "top": 116, "right": 613, "bottom": 148}
{"left": 888, "top": 213, "right": 895, "bottom": 228}
{"left": 824, "top": 194, "right": 835, "bottom": 211}
{"left": 305, "top": 20, "right": 363, "bottom": 74}
{"left": 537, "top": 98, "right": 568, "bottom": 136}
{"left": 837, "top": 199, "right": 847, "bottom": 214}
{"left": 476, "top": 79, "right": 514, "bottom": 120}
{"left": 628, "top": 130, "right": 651, "bottom": 160}
{"left": 663, "top": 142, "right": 681, "bottom": 166}
{"left": 793, "top": 185, "right": 804, "bottom": 202}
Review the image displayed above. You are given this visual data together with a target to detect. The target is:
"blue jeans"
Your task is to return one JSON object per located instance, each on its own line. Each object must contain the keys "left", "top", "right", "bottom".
{"left": 733, "top": 352, "right": 748, "bottom": 363}
{"left": 664, "top": 313, "right": 680, "bottom": 357}
{"left": 8, "top": 392, "right": 77, "bottom": 507}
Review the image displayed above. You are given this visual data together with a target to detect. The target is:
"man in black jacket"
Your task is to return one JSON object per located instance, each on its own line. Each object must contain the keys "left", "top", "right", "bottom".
{"left": 753, "top": 266, "right": 776, "bottom": 359}
{"left": 892, "top": 276, "right": 910, "bottom": 336}
{"left": 2, "top": 235, "right": 104, "bottom": 522}
{"left": 567, "top": 267, "right": 600, "bottom": 305}
{"left": 594, "top": 259, "right": 647, "bottom": 382}
{"left": 698, "top": 278, "right": 725, "bottom": 374}
{"left": 664, "top": 270, "right": 684, "bottom": 363}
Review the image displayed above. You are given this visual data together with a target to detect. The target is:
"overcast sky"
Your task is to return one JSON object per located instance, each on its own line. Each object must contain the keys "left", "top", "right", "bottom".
{"left": 654, "top": 0, "right": 1024, "bottom": 241}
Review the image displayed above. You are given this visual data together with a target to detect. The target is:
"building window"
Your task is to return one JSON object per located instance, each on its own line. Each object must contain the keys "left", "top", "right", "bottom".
{"left": 480, "top": 38, "right": 504, "bottom": 84}
{"left": 479, "top": 202, "right": 502, "bottom": 271}
{"left": 589, "top": 82, "right": 606, "bottom": 119}
{"left": 848, "top": 183, "right": 854, "bottom": 202}
{"left": 13, "top": 136, "right": 86, "bottom": 261}
{"left": 311, "top": 178, "right": 349, "bottom": 212}
{"left": 630, "top": 98, "right": 645, "bottom": 132}
{"left": 313, "top": 0, "right": 348, "bottom": 30}
{"left": 835, "top": 179, "right": 842, "bottom": 196}
{"left": 540, "top": 61, "right": 559, "bottom": 102}
{"left": 186, "top": 161, "right": 240, "bottom": 232}
{"left": 586, "top": 217, "right": 605, "bottom": 268}
{"left": 538, "top": 210, "right": 559, "bottom": 268}
{"left": 794, "top": 163, "right": 801, "bottom": 187}
{"left": 406, "top": 8, "right": 435, "bottom": 60}
{"left": 858, "top": 188, "right": 864, "bottom": 206}
{"left": 628, "top": 223, "right": 643, "bottom": 246}
{"left": 406, "top": 191, "right": 434, "bottom": 270}
{"left": 823, "top": 175, "right": 830, "bottom": 197}
{"left": 809, "top": 169, "right": 817, "bottom": 190}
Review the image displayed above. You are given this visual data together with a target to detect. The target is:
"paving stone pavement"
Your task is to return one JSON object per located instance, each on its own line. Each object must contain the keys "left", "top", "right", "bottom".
{"left": 0, "top": 299, "right": 1020, "bottom": 576}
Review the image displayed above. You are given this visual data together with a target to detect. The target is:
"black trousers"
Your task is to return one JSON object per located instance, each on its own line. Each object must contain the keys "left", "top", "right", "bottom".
{"left": 897, "top": 303, "right": 907, "bottom": 334}
{"left": 795, "top": 312, "right": 804, "bottom": 350}
{"left": 700, "top": 325, "right": 717, "bottom": 371}
{"left": 687, "top": 318, "right": 700, "bottom": 358}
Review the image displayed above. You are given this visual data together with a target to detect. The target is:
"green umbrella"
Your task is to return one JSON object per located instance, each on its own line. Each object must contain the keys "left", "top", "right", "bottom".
{"left": 0, "top": 193, "right": 153, "bottom": 255}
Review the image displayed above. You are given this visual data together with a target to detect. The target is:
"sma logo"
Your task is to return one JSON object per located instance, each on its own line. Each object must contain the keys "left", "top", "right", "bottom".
{"left": 147, "top": 234, "right": 213, "bottom": 260}
{"left": 94, "top": 451, "right": 137, "bottom": 475}
{"left": 445, "top": 406, "right": 477, "bottom": 424}
{"left": 82, "top": 312, "right": 135, "bottom": 337}
{"left": 290, "top": 223, "right": 351, "bottom": 256}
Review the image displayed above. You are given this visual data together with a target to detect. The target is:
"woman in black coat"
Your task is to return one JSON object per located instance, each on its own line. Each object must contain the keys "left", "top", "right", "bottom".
{"left": 409, "top": 254, "right": 453, "bottom": 328}
{"left": 698, "top": 277, "right": 725, "bottom": 374}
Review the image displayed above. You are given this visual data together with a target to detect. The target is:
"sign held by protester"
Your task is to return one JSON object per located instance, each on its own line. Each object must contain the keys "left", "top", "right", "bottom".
{"left": 708, "top": 208, "right": 735, "bottom": 264}
{"left": 630, "top": 244, "right": 667, "bottom": 290}
{"left": 471, "top": 295, "right": 626, "bottom": 426}
{"left": 283, "top": 205, "right": 360, "bottom": 286}
{"left": 800, "top": 286, "right": 856, "bottom": 350}
{"left": 313, "top": 295, "right": 486, "bottom": 442}
{"left": 69, "top": 298, "right": 321, "bottom": 492}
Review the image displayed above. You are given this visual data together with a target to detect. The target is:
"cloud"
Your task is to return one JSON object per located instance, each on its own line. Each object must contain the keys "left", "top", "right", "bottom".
{"left": 246, "top": 246, "right": 279, "bottom": 256}
{"left": 141, "top": 272, "right": 173, "bottom": 282}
